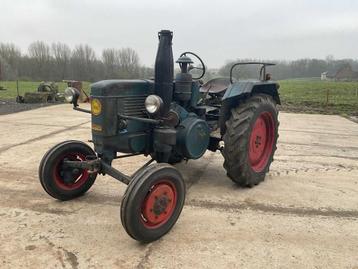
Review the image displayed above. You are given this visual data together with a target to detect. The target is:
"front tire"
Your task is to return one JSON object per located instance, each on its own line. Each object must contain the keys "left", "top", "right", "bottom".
{"left": 222, "top": 94, "right": 279, "bottom": 187}
{"left": 121, "top": 164, "right": 186, "bottom": 243}
{"left": 39, "top": 141, "right": 97, "bottom": 201}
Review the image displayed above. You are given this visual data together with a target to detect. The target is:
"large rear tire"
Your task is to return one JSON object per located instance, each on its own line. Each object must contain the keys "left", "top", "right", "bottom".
{"left": 39, "top": 141, "right": 97, "bottom": 201}
{"left": 222, "top": 94, "right": 279, "bottom": 187}
{"left": 121, "top": 164, "right": 186, "bottom": 243}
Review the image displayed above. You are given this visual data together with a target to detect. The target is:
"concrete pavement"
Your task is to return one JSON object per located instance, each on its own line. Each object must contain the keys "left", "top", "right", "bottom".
{"left": 0, "top": 104, "right": 358, "bottom": 268}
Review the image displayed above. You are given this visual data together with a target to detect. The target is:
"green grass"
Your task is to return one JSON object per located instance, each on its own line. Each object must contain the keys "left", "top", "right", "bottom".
{"left": 278, "top": 80, "right": 358, "bottom": 116}
{"left": 0, "top": 81, "right": 91, "bottom": 99}
{"left": 1, "top": 79, "right": 358, "bottom": 116}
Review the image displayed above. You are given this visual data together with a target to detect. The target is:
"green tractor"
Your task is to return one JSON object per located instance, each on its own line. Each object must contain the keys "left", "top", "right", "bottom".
{"left": 39, "top": 30, "right": 280, "bottom": 243}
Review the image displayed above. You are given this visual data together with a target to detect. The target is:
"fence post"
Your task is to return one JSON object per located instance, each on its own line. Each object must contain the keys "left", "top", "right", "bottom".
{"left": 16, "top": 80, "right": 19, "bottom": 97}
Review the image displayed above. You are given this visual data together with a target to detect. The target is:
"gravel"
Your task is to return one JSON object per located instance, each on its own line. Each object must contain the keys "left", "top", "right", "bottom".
{"left": 0, "top": 99, "right": 59, "bottom": 115}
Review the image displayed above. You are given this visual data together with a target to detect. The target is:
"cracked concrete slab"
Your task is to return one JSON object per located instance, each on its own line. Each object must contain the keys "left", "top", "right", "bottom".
{"left": 1, "top": 106, "right": 358, "bottom": 268}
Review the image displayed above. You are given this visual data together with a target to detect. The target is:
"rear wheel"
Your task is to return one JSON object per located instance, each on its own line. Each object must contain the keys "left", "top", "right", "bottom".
{"left": 39, "top": 141, "right": 97, "bottom": 201}
{"left": 121, "top": 164, "right": 185, "bottom": 243}
{"left": 222, "top": 94, "right": 279, "bottom": 187}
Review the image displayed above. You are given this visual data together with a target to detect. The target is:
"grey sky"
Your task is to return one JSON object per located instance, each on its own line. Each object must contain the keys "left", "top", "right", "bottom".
{"left": 1, "top": 0, "right": 357, "bottom": 68}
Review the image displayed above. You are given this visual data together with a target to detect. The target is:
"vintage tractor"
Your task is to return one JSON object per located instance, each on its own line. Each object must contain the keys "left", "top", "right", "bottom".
{"left": 39, "top": 30, "right": 280, "bottom": 243}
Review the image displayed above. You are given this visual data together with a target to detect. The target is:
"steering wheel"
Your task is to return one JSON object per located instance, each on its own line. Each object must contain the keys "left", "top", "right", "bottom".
{"left": 179, "top": 51, "right": 206, "bottom": 80}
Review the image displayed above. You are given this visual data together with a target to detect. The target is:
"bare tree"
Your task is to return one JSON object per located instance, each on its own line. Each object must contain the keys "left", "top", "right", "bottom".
{"left": 102, "top": 48, "right": 119, "bottom": 79}
{"left": 28, "top": 41, "right": 51, "bottom": 80}
{"left": 52, "top": 42, "right": 71, "bottom": 80}
{"left": 139, "top": 66, "right": 154, "bottom": 79}
{"left": 0, "top": 42, "right": 146, "bottom": 81}
{"left": 71, "top": 44, "right": 97, "bottom": 81}
{"left": 118, "top": 48, "right": 140, "bottom": 78}
{"left": 0, "top": 43, "right": 21, "bottom": 79}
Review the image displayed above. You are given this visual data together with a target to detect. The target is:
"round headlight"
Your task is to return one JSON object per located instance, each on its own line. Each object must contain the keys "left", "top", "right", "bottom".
{"left": 64, "top": 87, "right": 76, "bottom": 103}
{"left": 91, "top": 98, "right": 102, "bottom": 116}
{"left": 145, "top": 95, "right": 163, "bottom": 114}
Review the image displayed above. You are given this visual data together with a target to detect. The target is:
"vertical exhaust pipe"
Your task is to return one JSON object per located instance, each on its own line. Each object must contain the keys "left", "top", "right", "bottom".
{"left": 154, "top": 30, "right": 174, "bottom": 116}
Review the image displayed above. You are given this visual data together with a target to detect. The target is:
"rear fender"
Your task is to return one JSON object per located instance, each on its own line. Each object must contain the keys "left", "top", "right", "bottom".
{"left": 219, "top": 81, "right": 280, "bottom": 135}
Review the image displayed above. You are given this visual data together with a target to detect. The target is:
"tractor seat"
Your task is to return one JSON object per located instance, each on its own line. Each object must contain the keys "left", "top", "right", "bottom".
{"left": 199, "top": 77, "right": 231, "bottom": 94}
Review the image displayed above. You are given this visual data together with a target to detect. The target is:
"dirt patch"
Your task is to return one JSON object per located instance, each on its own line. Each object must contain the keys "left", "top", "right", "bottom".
{"left": 0, "top": 99, "right": 60, "bottom": 115}
{"left": 279, "top": 102, "right": 358, "bottom": 116}
{"left": 279, "top": 104, "right": 358, "bottom": 124}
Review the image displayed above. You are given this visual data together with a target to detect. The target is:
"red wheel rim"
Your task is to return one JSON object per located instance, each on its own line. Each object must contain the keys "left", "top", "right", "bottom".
{"left": 53, "top": 153, "right": 90, "bottom": 191}
{"left": 141, "top": 180, "right": 177, "bottom": 229}
{"left": 248, "top": 112, "right": 275, "bottom": 172}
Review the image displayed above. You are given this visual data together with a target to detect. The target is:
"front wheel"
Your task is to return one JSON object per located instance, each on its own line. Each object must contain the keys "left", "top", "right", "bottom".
{"left": 120, "top": 164, "right": 186, "bottom": 243}
{"left": 222, "top": 94, "right": 279, "bottom": 187}
{"left": 39, "top": 141, "right": 97, "bottom": 201}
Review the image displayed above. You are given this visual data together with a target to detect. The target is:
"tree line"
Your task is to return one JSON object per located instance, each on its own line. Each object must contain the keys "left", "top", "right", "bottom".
{"left": 217, "top": 57, "right": 358, "bottom": 81}
{"left": 1, "top": 41, "right": 357, "bottom": 82}
{"left": 0, "top": 41, "right": 153, "bottom": 82}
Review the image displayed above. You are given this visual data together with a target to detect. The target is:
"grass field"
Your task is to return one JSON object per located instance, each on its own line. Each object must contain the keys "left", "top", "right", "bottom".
{"left": 1, "top": 79, "right": 358, "bottom": 116}
{"left": 279, "top": 80, "right": 358, "bottom": 116}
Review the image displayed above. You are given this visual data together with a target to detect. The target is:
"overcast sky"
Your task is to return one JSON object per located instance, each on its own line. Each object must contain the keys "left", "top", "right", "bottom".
{"left": 0, "top": 0, "right": 357, "bottom": 68}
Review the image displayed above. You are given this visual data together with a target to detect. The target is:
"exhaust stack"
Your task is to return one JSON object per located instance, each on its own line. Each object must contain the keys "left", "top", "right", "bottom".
{"left": 154, "top": 30, "right": 174, "bottom": 116}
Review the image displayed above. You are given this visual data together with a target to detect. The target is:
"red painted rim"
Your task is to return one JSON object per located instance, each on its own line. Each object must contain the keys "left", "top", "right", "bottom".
{"left": 248, "top": 111, "right": 275, "bottom": 172}
{"left": 53, "top": 152, "right": 90, "bottom": 191}
{"left": 141, "top": 180, "right": 177, "bottom": 229}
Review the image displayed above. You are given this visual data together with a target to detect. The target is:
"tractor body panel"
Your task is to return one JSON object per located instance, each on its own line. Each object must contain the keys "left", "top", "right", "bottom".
{"left": 223, "top": 80, "right": 280, "bottom": 104}
{"left": 90, "top": 80, "right": 154, "bottom": 157}
{"left": 219, "top": 80, "right": 280, "bottom": 134}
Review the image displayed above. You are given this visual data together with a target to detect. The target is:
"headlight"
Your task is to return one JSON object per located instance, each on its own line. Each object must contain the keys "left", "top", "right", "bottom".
{"left": 145, "top": 95, "right": 163, "bottom": 114}
{"left": 64, "top": 87, "right": 76, "bottom": 103}
{"left": 91, "top": 98, "right": 102, "bottom": 116}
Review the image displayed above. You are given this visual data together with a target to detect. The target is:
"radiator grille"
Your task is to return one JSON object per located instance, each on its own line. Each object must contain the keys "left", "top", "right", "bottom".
{"left": 118, "top": 95, "right": 147, "bottom": 117}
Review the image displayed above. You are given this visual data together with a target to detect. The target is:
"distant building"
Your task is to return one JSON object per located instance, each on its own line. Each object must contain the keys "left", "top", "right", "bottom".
{"left": 321, "top": 72, "right": 328, "bottom": 80}
{"left": 321, "top": 64, "right": 358, "bottom": 81}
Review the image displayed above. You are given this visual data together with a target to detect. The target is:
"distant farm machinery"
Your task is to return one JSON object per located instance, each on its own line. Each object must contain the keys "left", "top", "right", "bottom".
{"left": 16, "top": 81, "right": 61, "bottom": 103}
{"left": 16, "top": 80, "right": 88, "bottom": 104}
